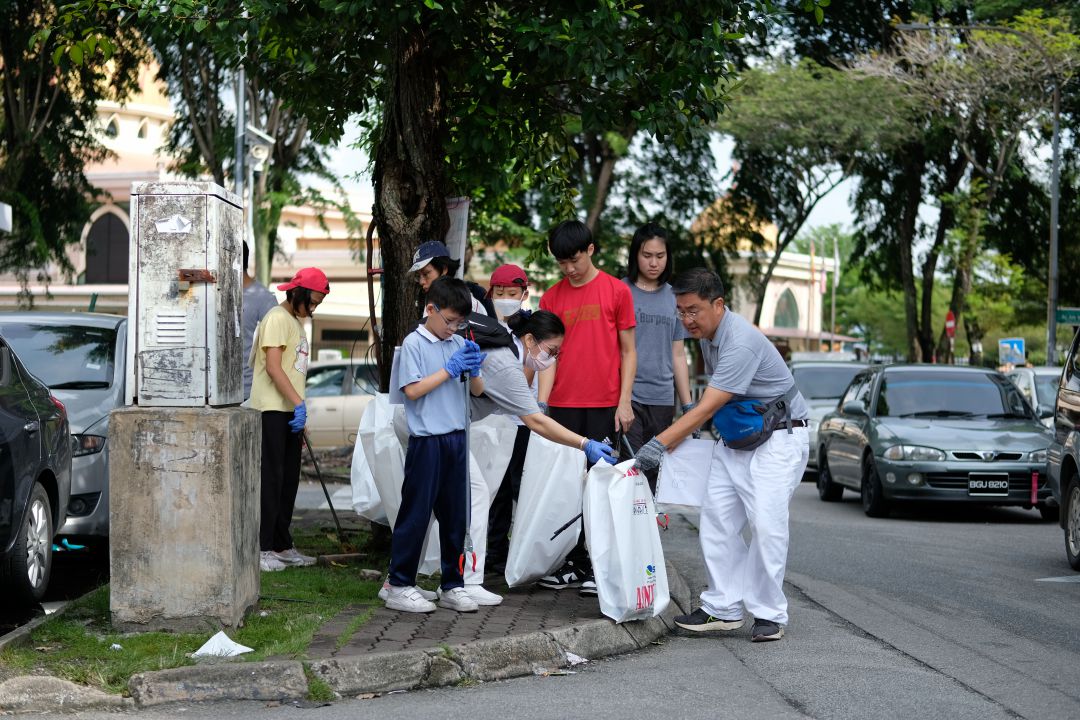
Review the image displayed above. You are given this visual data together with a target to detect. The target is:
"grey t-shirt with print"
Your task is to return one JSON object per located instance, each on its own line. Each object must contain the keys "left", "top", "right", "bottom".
{"left": 471, "top": 346, "right": 541, "bottom": 420}
{"left": 700, "top": 309, "right": 809, "bottom": 419}
{"left": 623, "top": 279, "right": 689, "bottom": 406}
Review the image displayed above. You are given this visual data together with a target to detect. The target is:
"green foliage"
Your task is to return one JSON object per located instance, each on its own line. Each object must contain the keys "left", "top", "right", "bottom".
{"left": 0, "top": 1, "right": 145, "bottom": 302}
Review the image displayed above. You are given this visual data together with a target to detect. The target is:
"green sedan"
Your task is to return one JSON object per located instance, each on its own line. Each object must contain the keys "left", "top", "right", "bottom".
{"left": 816, "top": 364, "right": 1056, "bottom": 519}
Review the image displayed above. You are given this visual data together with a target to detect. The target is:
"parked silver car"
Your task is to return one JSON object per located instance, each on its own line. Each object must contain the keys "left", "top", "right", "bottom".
{"left": 817, "top": 364, "right": 1054, "bottom": 519}
{"left": 0, "top": 313, "right": 126, "bottom": 540}
{"left": 1048, "top": 329, "right": 1080, "bottom": 569}
{"left": 1006, "top": 366, "right": 1061, "bottom": 429}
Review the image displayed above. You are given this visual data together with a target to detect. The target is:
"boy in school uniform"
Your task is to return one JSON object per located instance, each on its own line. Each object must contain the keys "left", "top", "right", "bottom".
{"left": 385, "top": 277, "right": 488, "bottom": 614}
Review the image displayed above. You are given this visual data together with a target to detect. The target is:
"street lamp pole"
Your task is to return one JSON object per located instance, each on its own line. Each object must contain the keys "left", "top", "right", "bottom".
{"left": 896, "top": 22, "right": 1062, "bottom": 363}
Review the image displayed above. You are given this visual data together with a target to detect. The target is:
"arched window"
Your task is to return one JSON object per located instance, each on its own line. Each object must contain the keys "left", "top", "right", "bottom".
{"left": 104, "top": 115, "right": 119, "bottom": 138}
{"left": 84, "top": 212, "right": 129, "bottom": 284}
{"left": 137, "top": 118, "right": 149, "bottom": 139}
{"left": 774, "top": 288, "right": 800, "bottom": 329}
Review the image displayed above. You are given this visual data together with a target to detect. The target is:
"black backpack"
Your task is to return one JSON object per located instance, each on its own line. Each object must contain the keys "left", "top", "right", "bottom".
{"left": 456, "top": 312, "right": 519, "bottom": 358}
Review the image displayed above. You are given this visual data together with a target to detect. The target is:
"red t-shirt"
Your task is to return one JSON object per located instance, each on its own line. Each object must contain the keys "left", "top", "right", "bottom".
{"left": 539, "top": 270, "right": 636, "bottom": 408}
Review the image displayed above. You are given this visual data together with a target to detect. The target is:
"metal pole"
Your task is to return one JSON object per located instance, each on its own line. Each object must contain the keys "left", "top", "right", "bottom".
{"left": 1047, "top": 82, "right": 1061, "bottom": 365}
{"left": 830, "top": 235, "right": 838, "bottom": 352}
{"left": 233, "top": 68, "right": 245, "bottom": 199}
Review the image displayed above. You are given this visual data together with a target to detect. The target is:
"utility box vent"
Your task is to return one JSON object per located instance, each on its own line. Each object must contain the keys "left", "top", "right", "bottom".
{"left": 126, "top": 182, "right": 244, "bottom": 407}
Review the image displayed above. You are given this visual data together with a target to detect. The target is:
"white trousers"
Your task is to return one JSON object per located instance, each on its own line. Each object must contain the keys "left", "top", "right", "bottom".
{"left": 699, "top": 427, "right": 809, "bottom": 625}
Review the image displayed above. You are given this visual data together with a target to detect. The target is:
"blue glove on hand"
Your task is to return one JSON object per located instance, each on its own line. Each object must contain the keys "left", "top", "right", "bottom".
{"left": 538, "top": 401, "right": 549, "bottom": 415}
{"left": 634, "top": 437, "right": 667, "bottom": 473}
{"left": 466, "top": 348, "right": 487, "bottom": 377}
{"left": 584, "top": 439, "right": 617, "bottom": 465}
{"left": 444, "top": 344, "right": 477, "bottom": 378}
{"left": 289, "top": 401, "right": 307, "bottom": 433}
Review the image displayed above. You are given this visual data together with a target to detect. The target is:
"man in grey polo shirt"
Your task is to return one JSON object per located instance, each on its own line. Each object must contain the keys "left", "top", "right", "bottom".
{"left": 635, "top": 268, "right": 809, "bottom": 642}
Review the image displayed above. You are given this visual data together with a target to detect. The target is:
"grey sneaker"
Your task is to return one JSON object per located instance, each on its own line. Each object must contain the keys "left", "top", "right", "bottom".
{"left": 751, "top": 619, "right": 784, "bottom": 642}
{"left": 274, "top": 548, "right": 316, "bottom": 567}
{"left": 674, "top": 608, "right": 744, "bottom": 633}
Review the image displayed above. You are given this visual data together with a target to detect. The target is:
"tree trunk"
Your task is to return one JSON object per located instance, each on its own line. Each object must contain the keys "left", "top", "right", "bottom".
{"left": 897, "top": 146, "right": 925, "bottom": 362}
{"left": 372, "top": 25, "right": 450, "bottom": 391}
{"left": 936, "top": 209, "right": 981, "bottom": 363}
{"left": 917, "top": 154, "right": 967, "bottom": 361}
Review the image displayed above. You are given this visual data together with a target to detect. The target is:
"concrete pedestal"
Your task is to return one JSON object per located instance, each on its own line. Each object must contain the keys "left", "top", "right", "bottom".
{"left": 109, "top": 406, "right": 261, "bottom": 631}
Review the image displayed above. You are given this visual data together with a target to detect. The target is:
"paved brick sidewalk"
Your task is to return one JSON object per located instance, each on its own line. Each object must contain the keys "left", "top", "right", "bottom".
{"left": 309, "top": 581, "right": 603, "bottom": 658}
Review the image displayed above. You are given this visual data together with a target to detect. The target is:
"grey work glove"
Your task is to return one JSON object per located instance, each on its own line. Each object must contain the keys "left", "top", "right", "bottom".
{"left": 634, "top": 437, "right": 667, "bottom": 474}
{"left": 682, "top": 402, "right": 701, "bottom": 439}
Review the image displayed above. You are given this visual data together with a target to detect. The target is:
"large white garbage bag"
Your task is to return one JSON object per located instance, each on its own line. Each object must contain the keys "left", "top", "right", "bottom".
{"left": 584, "top": 459, "right": 670, "bottom": 623}
{"left": 350, "top": 396, "right": 390, "bottom": 524}
{"left": 505, "top": 434, "right": 587, "bottom": 587}
{"left": 462, "top": 415, "right": 517, "bottom": 584}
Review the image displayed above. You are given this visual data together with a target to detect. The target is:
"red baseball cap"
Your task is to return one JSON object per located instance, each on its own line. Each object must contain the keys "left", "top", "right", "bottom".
{"left": 277, "top": 267, "right": 330, "bottom": 295}
{"left": 487, "top": 265, "right": 528, "bottom": 296}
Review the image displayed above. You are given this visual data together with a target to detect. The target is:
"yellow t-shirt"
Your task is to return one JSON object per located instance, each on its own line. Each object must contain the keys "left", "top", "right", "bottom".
{"left": 249, "top": 306, "right": 309, "bottom": 412}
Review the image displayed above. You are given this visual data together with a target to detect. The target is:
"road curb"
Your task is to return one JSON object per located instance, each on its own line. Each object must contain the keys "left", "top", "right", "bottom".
{"left": 0, "top": 601, "right": 73, "bottom": 654}
{"left": 0, "top": 564, "right": 689, "bottom": 712}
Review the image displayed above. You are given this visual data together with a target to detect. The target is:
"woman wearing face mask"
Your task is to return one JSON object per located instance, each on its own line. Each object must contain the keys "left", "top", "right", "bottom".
{"left": 473, "top": 308, "right": 618, "bottom": 583}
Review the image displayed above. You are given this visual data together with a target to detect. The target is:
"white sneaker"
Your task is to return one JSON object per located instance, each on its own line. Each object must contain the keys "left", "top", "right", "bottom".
{"left": 461, "top": 584, "right": 503, "bottom": 606}
{"left": 260, "top": 550, "right": 286, "bottom": 572}
{"left": 384, "top": 585, "right": 437, "bottom": 613}
{"left": 379, "top": 580, "right": 437, "bottom": 602}
{"left": 274, "top": 548, "right": 316, "bottom": 567}
{"left": 438, "top": 586, "right": 479, "bottom": 613}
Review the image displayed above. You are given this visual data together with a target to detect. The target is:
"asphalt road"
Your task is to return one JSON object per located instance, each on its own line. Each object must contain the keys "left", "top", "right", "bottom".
{"left": 74, "top": 482, "right": 1080, "bottom": 720}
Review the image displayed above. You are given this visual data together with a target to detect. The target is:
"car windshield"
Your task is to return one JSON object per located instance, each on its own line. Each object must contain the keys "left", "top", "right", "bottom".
{"left": 792, "top": 365, "right": 864, "bottom": 400}
{"left": 1035, "top": 374, "right": 1060, "bottom": 405}
{"left": 0, "top": 323, "right": 117, "bottom": 389}
{"left": 877, "top": 370, "right": 1033, "bottom": 419}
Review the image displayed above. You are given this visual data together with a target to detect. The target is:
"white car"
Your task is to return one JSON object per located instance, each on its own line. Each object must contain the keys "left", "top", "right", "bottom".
{"left": 1007, "top": 366, "right": 1061, "bottom": 429}
{"left": 304, "top": 360, "right": 379, "bottom": 448}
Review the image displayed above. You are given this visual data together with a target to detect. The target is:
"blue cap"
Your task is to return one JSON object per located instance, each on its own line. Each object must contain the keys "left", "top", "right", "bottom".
{"left": 409, "top": 240, "right": 452, "bottom": 272}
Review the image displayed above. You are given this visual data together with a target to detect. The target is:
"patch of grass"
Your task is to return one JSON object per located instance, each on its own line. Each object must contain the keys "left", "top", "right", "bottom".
{"left": 0, "top": 563, "right": 381, "bottom": 695}
{"left": 335, "top": 607, "right": 376, "bottom": 651}
{"left": 304, "top": 664, "right": 337, "bottom": 702}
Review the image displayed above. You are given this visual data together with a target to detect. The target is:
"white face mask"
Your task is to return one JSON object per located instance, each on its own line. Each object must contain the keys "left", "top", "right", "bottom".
{"left": 524, "top": 343, "right": 556, "bottom": 371}
{"left": 492, "top": 298, "right": 523, "bottom": 318}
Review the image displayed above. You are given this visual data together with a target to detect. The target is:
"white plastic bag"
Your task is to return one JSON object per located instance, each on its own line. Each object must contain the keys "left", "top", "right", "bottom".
{"left": 362, "top": 394, "right": 441, "bottom": 576}
{"left": 656, "top": 438, "right": 713, "bottom": 507}
{"left": 350, "top": 396, "right": 390, "bottom": 524}
{"left": 583, "top": 459, "right": 670, "bottom": 623}
{"left": 505, "top": 434, "right": 587, "bottom": 587}
{"left": 462, "top": 415, "right": 517, "bottom": 584}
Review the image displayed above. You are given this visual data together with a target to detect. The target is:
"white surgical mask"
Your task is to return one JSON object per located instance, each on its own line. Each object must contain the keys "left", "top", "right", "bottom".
{"left": 492, "top": 298, "right": 523, "bottom": 318}
{"left": 524, "top": 345, "right": 556, "bottom": 371}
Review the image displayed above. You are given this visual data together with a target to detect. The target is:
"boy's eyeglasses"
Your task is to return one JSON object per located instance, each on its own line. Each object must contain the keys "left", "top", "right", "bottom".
{"left": 432, "top": 305, "right": 465, "bottom": 331}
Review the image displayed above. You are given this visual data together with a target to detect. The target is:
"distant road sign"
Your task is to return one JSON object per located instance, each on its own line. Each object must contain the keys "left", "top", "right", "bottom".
{"left": 1056, "top": 307, "right": 1080, "bottom": 325}
{"left": 945, "top": 310, "right": 956, "bottom": 338}
{"left": 0, "top": 202, "right": 11, "bottom": 233}
{"left": 998, "top": 337, "right": 1025, "bottom": 366}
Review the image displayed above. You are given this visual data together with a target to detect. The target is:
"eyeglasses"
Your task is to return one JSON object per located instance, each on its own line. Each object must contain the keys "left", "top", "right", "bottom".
{"left": 538, "top": 340, "right": 561, "bottom": 358}
{"left": 432, "top": 305, "right": 465, "bottom": 331}
{"left": 676, "top": 308, "right": 705, "bottom": 320}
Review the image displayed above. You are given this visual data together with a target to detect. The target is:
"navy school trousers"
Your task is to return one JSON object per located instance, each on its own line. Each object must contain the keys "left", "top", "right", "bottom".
{"left": 388, "top": 430, "right": 468, "bottom": 590}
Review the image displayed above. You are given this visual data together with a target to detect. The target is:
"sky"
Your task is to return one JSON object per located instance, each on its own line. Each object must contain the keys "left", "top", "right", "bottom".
{"left": 321, "top": 121, "right": 859, "bottom": 234}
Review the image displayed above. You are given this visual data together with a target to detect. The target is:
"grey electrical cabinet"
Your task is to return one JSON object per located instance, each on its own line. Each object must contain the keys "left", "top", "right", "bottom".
{"left": 125, "top": 182, "right": 244, "bottom": 407}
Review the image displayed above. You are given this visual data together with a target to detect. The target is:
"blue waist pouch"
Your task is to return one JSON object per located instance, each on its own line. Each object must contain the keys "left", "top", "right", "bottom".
{"left": 712, "top": 385, "right": 798, "bottom": 451}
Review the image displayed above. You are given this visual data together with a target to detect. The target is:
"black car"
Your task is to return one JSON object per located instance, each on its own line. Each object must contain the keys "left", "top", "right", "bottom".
{"left": 1049, "top": 329, "right": 1080, "bottom": 569}
{"left": 0, "top": 335, "right": 72, "bottom": 606}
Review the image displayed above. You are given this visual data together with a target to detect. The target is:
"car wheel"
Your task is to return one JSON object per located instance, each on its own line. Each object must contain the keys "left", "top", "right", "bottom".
{"left": 817, "top": 448, "right": 843, "bottom": 502}
{"left": 1066, "top": 478, "right": 1080, "bottom": 571}
{"left": 0, "top": 482, "right": 54, "bottom": 606}
{"left": 1038, "top": 503, "right": 1059, "bottom": 522}
{"left": 861, "top": 455, "right": 890, "bottom": 518}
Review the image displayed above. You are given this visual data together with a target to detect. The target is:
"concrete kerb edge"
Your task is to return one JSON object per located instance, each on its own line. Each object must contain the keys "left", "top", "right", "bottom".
{"left": 0, "top": 600, "right": 73, "bottom": 654}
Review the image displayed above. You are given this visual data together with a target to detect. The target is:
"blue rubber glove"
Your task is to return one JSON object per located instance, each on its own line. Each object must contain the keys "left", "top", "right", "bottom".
{"left": 538, "top": 401, "right": 549, "bottom": 415}
{"left": 468, "top": 352, "right": 487, "bottom": 378}
{"left": 289, "top": 401, "right": 307, "bottom": 433}
{"left": 634, "top": 437, "right": 667, "bottom": 473}
{"left": 584, "top": 439, "right": 617, "bottom": 465}
{"left": 444, "top": 345, "right": 476, "bottom": 378}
